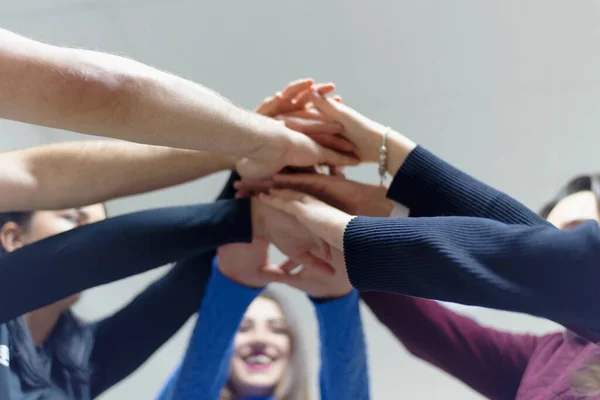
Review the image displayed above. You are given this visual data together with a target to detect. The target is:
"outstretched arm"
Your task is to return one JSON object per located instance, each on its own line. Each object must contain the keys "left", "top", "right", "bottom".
{"left": 0, "top": 141, "right": 235, "bottom": 211}
{"left": 0, "top": 198, "right": 252, "bottom": 323}
{"left": 362, "top": 292, "right": 538, "bottom": 400}
{"left": 0, "top": 30, "right": 355, "bottom": 178}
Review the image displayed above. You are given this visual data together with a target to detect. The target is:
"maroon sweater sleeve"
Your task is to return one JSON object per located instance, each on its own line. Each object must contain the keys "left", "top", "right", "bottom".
{"left": 361, "top": 292, "right": 538, "bottom": 400}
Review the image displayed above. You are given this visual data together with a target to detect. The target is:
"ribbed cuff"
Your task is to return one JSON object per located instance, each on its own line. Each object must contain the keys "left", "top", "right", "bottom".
{"left": 387, "top": 146, "right": 545, "bottom": 226}
{"left": 343, "top": 216, "right": 415, "bottom": 292}
{"left": 210, "top": 198, "right": 254, "bottom": 244}
{"left": 311, "top": 289, "right": 358, "bottom": 313}
{"left": 387, "top": 146, "right": 494, "bottom": 217}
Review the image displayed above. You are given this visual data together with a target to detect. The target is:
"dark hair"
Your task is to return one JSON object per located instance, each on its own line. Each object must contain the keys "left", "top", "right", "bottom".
{"left": 221, "top": 288, "right": 309, "bottom": 400}
{"left": 539, "top": 174, "right": 600, "bottom": 218}
{"left": 538, "top": 175, "right": 600, "bottom": 396}
{"left": 0, "top": 211, "right": 95, "bottom": 390}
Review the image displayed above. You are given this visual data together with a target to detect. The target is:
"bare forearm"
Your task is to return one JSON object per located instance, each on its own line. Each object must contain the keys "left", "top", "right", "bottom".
{"left": 0, "top": 29, "right": 285, "bottom": 156}
{"left": 0, "top": 141, "right": 235, "bottom": 211}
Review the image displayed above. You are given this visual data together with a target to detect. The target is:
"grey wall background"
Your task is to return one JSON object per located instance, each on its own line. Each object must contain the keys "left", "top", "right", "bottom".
{"left": 2, "top": 0, "right": 600, "bottom": 398}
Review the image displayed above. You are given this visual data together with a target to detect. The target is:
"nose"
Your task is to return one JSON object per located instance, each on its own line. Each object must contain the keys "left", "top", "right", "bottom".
{"left": 249, "top": 341, "right": 267, "bottom": 353}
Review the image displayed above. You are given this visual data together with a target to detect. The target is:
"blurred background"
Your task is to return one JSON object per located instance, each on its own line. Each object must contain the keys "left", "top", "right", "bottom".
{"left": 3, "top": 0, "right": 600, "bottom": 398}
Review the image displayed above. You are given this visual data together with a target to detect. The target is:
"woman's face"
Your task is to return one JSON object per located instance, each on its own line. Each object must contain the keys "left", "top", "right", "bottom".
{"left": 17, "top": 205, "right": 107, "bottom": 245}
{"left": 229, "top": 296, "right": 292, "bottom": 397}
{"left": 546, "top": 190, "right": 600, "bottom": 229}
{"left": 1, "top": 204, "right": 107, "bottom": 308}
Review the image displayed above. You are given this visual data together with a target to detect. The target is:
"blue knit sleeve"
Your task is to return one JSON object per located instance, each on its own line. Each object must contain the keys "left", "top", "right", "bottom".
{"left": 311, "top": 290, "right": 370, "bottom": 400}
{"left": 344, "top": 216, "right": 600, "bottom": 335}
{"left": 388, "top": 146, "right": 549, "bottom": 227}
{"left": 157, "top": 258, "right": 261, "bottom": 400}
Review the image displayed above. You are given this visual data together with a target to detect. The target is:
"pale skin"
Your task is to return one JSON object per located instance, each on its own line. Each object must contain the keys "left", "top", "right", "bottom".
{"left": 236, "top": 88, "right": 421, "bottom": 253}
{"left": 0, "top": 29, "right": 356, "bottom": 180}
{"left": 0, "top": 79, "right": 352, "bottom": 211}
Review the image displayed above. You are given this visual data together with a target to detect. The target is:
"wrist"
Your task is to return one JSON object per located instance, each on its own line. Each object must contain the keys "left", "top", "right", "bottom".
{"left": 385, "top": 129, "right": 417, "bottom": 176}
{"left": 369, "top": 185, "right": 394, "bottom": 217}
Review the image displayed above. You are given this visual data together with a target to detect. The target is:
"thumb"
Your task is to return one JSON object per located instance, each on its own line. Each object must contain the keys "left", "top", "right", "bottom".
{"left": 236, "top": 157, "right": 279, "bottom": 180}
{"left": 311, "top": 142, "right": 360, "bottom": 167}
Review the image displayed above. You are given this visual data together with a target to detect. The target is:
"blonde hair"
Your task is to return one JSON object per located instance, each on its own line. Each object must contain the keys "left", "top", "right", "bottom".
{"left": 220, "top": 288, "right": 309, "bottom": 400}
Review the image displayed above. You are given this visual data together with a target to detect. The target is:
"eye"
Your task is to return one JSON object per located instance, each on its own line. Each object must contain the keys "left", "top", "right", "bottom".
{"left": 238, "top": 320, "right": 252, "bottom": 333}
{"left": 269, "top": 321, "right": 289, "bottom": 334}
{"left": 60, "top": 211, "right": 80, "bottom": 224}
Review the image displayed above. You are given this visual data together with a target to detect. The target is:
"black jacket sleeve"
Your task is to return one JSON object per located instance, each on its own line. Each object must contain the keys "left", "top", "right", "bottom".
{"left": 88, "top": 171, "right": 241, "bottom": 397}
{"left": 0, "top": 196, "right": 251, "bottom": 324}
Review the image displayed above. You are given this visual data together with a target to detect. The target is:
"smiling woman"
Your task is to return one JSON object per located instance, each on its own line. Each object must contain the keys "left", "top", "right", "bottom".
{"left": 223, "top": 290, "right": 308, "bottom": 400}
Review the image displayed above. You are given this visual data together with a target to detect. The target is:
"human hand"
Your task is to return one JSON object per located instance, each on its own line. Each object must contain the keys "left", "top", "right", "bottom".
{"left": 236, "top": 80, "right": 359, "bottom": 180}
{"left": 269, "top": 250, "right": 352, "bottom": 299}
{"left": 255, "top": 78, "right": 354, "bottom": 154}
{"left": 250, "top": 197, "right": 335, "bottom": 276}
{"left": 236, "top": 172, "right": 393, "bottom": 217}
{"left": 216, "top": 237, "right": 273, "bottom": 289}
{"left": 307, "top": 91, "right": 417, "bottom": 167}
{"left": 258, "top": 189, "right": 352, "bottom": 252}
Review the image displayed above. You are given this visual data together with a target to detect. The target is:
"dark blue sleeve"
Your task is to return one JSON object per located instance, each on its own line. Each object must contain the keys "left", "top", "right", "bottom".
{"left": 89, "top": 171, "right": 243, "bottom": 397}
{"left": 160, "top": 260, "right": 261, "bottom": 400}
{"left": 312, "top": 290, "right": 370, "bottom": 400}
{"left": 388, "top": 146, "right": 549, "bottom": 227}
{"left": 344, "top": 217, "right": 600, "bottom": 333}
{"left": 0, "top": 198, "right": 252, "bottom": 324}
{"left": 89, "top": 252, "right": 215, "bottom": 398}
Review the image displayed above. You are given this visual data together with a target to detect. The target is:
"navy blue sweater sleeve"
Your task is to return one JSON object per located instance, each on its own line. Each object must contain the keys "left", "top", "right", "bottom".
{"left": 89, "top": 252, "right": 215, "bottom": 398}
{"left": 89, "top": 171, "right": 242, "bottom": 397}
{"left": 388, "top": 146, "right": 549, "bottom": 227}
{"left": 159, "top": 261, "right": 261, "bottom": 400}
{"left": 312, "top": 290, "right": 370, "bottom": 400}
{"left": 344, "top": 216, "right": 600, "bottom": 332}
{"left": 0, "top": 198, "right": 252, "bottom": 324}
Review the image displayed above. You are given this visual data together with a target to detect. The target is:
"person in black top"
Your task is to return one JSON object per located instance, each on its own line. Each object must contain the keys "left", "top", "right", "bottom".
{"left": 0, "top": 169, "right": 322, "bottom": 400}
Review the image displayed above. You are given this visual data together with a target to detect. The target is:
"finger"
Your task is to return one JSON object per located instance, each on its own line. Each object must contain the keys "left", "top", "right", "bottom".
{"left": 234, "top": 179, "right": 274, "bottom": 193}
{"left": 332, "top": 95, "right": 343, "bottom": 103}
{"left": 272, "top": 173, "right": 339, "bottom": 187}
{"left": 279, "top": 116, "right": 343, "bottom": 135}
{"left": 277, "top": 108, "right": 325, "bottom": 121}
{"left": 258, "top": 191, "right": 310, "bottom": 220}
{"left": 329, "top": 166, "right": 346, "bottom": 177}
{"left": 309, "top": 134, "right": 356, "bottom": 153}
{"left": 294, "top": 251, "right": 335, "bottom": 275}
{"left": 236, "top": 158, "right": 280, "bottom": 180}
{"left": 278, "top": 258, "right": 301, "bottom": 274}
{"left": 280, "top": 78, "right": 315, "bottom": 101}
{"left": 262, "top": 189, "right": 351, "bottom": 250}
{"left": 255, "top": 93, "right": 284, "bottom": 116}
{"left": 294, "top": 83, "right": 335, "bottom": 106}
{"left": 235, "top": 189, "right": 251, "bottom": 198}
{"left": 309, "top": 91, "right": 355, "bottom": 123}
{"left": 314, "top": 144, "right": 360, "bottom": 167}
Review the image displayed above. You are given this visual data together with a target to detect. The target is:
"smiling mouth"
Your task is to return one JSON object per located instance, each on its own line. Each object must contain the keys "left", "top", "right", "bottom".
{"left": 243, "top": 354, "right": 275, "bottom": 371}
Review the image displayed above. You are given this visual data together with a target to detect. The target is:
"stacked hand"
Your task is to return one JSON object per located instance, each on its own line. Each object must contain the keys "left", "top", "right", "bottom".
{"left": 236, "top": 78, "right": 359, "bottom": 179}
{"left": 231, "top": 78, "right": 412, "bottom": 300}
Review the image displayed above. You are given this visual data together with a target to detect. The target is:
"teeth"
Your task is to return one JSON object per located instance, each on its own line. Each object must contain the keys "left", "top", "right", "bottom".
{"left": 245, "top": 355, "right": 272, "bottom": 365}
